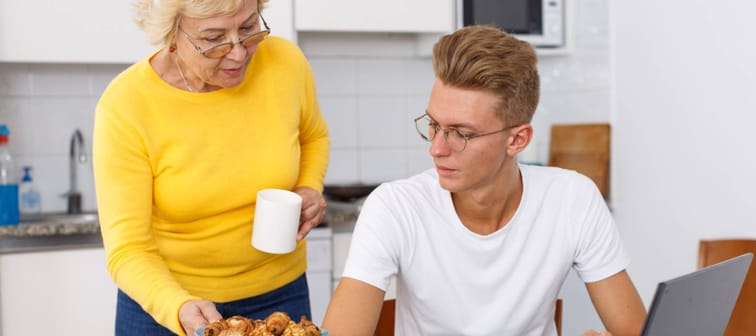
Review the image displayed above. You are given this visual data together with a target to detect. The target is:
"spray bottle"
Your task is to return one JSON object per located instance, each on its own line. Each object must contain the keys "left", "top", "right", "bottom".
{"left": 0, "top": 124, "right": 19, "bottom": 225}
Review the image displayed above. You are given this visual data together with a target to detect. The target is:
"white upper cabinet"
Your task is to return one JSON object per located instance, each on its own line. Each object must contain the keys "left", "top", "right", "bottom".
{"left": 294, "top": 0, "right": 455, "bottom": 33}
{"left": 0, "top": 0, "right": 153, "bottom": 63}
{"left": 0, "top": 0, "right": 294, "bottom": 64}
{"left": 264, "top": 0, "right": 297, "bottom": 44}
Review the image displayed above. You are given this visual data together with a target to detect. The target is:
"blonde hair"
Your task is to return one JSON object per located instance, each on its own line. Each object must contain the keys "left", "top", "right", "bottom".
{"left": 133, "top": 0, "right": 269, "bottom": 46}
{"left": 432, "top": 25, "right": 540, "bottom": 126}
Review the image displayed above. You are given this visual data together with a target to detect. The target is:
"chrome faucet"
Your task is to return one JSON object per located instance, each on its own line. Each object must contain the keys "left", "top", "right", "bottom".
{"left": 62, "top": 129, "right": 87, "bottom": 214}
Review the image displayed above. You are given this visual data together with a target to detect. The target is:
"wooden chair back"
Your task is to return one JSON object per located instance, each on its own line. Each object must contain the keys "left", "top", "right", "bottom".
{"left": 373, "top": 298, "right": 396, "bottom": 336}
{"left": 698, "top": 239, "right": 756, "bottom": 336}
{"left": 548, "top": 123, "right": 611, "bottom": 199}
{"left": 374, "top": 298, "right": 563, "bottom": 336}
{"left": 554, "top": 298, "right": 562, "bottom": 336}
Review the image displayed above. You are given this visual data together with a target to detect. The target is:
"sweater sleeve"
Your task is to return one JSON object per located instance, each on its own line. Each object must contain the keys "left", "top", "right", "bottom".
{"left": 295, "top": 57, "right": 329, "bottom": 192}
{"left": 93, "top": 72, "right": 199, "bottom": 335}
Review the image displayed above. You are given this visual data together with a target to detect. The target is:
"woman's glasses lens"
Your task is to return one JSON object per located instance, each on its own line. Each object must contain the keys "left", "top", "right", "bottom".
{"left": 202, "top": 30, "right": 270, "bottom": 58}
{"left": 204, "top": 45, "right": 234, "bottom": 58}
{"left": 242, "top": 31, "right": 270, "bottom": 48}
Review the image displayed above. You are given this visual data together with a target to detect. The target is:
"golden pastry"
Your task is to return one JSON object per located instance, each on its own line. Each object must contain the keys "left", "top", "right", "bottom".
{"left": 202, "top": 313, "right": 320, "bottom": 336}
{"left": 265, "top": 311, "right": 291, "bottom": 335}
{"left": 203, "top": 319, "right": 229, "bottom": 336}
{"left": 226, "top": 315, "right": 257, "bottom": 333}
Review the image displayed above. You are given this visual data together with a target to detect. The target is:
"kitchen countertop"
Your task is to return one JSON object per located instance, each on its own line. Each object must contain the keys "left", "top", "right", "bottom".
{"left": 0, "top": 215, "right": 103, "bottom": 254}
{"left": 0, "top": 233, "right": 103, "bottom": 254}
{"left": 0, "top": 202, "right": 361, "bottom": 255}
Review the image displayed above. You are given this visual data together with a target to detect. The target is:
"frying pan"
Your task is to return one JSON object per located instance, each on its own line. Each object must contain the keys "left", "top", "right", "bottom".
{"left": 323, "top": 184, "right": 378, "bottom": 202}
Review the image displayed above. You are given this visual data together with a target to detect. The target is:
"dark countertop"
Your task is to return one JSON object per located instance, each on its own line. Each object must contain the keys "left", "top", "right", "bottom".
{"left": 0, "top": 214, "right": 102, "bottom": 254}
{"left": 0, "top": 201, "right": 361, "bottom": 255}
{"left": 0, "top": 233, "right": 103, "bottom": 254}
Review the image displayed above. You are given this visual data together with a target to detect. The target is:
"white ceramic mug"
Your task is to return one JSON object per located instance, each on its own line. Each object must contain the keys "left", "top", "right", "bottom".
{"left": 251, "top": 189, "right": 302, "bottom": 254}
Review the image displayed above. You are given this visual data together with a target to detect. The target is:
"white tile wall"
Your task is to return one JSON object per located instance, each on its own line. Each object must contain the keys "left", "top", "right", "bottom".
{"left": 0, "top": 63, "right": 128, "bottom": 213}
{"left": 0, "top": 0, "right": 610, "bottom": 211}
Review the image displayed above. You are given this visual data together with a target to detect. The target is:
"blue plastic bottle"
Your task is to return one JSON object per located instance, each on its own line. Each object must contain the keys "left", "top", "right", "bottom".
{"left": 0, "top": 124, "right": 19, "bottom": 225}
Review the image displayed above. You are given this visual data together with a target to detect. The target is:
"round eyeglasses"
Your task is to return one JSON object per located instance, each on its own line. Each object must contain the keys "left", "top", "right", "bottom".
{"left": 178, "top": 14, "right": 271, "bottom": 59}
{"left": 414, "top": 113, "right": 518, "bottom": 152}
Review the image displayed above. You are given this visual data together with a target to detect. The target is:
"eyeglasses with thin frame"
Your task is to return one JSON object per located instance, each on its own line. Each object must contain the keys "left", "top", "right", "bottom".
{"left": 414, "top": 112, "right": 519, "bottom": 152}
{"left": 178, "top": 14, "right": 271, "bottom": 59}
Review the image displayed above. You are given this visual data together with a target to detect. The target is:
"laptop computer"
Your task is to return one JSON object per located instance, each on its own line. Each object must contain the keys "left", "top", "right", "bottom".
{"left": 641, "top": 252, "right": 753, "bottom": 336}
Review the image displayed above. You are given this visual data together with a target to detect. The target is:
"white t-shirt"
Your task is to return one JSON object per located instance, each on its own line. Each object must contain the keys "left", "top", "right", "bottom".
{"left": 342, "top": 165, "right": 628, "bottom": 336}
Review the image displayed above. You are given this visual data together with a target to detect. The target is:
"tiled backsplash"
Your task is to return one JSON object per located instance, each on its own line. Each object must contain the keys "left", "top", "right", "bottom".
{"left": 0, "top": 63, "right": 128, "bottom": 213}
{"left": 0, "top": 0, "right": 609, "bottom": 213}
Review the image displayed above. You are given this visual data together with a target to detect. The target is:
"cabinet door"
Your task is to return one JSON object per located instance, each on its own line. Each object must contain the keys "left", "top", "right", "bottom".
{"left": 305, "top": 228, "right": 333, "bottom": 325}
{"left": 0, "top": 0, "right": 295, "bottom": 64}
{"left": 0, "top": 249, "right": 117, "bottom": 335}
{"left": 295, "top": 0, "right": 455, "bottom": 33}
{"left": 0, "top": 0, "right": 154, "bottom": 63}
{"left": 264, "top": 0, "right": 296, "bottom": 44}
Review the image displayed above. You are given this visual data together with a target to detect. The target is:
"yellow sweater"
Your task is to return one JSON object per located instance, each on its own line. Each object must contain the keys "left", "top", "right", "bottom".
{"left": 93, "top": 37, "right": 329, "bottom": 335}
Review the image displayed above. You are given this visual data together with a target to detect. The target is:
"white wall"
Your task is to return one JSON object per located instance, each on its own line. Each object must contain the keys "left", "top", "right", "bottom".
{"left": 612, "top": 0, "right": 756, "bottom": 312}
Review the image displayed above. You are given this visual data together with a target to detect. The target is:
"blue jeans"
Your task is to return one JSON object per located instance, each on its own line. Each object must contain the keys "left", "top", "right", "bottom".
{"left": 115, "top": 273, "right": 311, "bottom": 335}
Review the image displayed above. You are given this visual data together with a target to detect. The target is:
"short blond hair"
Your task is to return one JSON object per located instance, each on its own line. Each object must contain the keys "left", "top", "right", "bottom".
{"left": 133, "top": 0, "right": 269, "bottom": 46}
{"left": 432, "top": 25, "right": 540, "bottom": 126}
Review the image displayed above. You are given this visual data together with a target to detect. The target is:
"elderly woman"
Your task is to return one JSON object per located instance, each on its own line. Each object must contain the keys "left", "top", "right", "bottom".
{"left": 92, "top": 0, "right": 329, "bottom": 335}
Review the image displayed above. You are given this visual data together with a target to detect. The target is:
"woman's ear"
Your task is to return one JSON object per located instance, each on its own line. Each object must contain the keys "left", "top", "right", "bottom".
{"left": 507, "top": 124, "right": 533, "bottom": 157}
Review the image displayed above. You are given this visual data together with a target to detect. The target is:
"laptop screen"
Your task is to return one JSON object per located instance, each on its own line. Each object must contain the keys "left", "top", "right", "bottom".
{"left": 641, "top": 253, "right": 753, "bottom": 336}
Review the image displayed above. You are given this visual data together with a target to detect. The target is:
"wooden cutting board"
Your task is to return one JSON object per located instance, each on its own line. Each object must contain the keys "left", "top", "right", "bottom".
{"left": 547, "top": 123, "right": 611, "bottom": 199}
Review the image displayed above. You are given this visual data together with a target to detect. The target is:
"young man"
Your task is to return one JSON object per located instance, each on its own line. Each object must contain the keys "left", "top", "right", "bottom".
{"left": 322, "top": 26, "right": 646, "bottom": 336}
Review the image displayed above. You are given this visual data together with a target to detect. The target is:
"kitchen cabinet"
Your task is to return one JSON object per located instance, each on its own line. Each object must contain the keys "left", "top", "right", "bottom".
{"left": 263, "top": 0, "right": 296, "bottom": 44}
{"left": 0, "top": 0, "right": 295, "bottom": 64}
{"left": 0, "top": 227, "right": 330, "bottom": 335}
{"left": 305, "top": 227, "right": 333, "bottom": 325}
{"left": 294, "top": 0, "right": 455, "bottom": 33}
{"left": 0, "top": 248, "right": 117, "bottom": 335}
{"left": 0, "top": 0, "right": 152, "bottom": 63}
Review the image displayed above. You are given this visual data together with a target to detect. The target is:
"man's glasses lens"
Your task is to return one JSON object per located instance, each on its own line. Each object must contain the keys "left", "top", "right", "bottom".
{"left": 415, "top": 117, "right": 433, "bottom": 141}
{"left": 414, "top": 116, "right": 467, "bottom": 152}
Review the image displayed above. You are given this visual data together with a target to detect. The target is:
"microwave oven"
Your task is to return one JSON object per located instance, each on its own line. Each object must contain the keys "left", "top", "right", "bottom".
{"left": 457, "top": 0, "right": 564, "bottom": 48}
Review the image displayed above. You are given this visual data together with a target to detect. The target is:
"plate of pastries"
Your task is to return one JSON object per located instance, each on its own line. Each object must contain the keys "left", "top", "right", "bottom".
{"left": 196, "top": 311, "right": 326, "bottom": 336}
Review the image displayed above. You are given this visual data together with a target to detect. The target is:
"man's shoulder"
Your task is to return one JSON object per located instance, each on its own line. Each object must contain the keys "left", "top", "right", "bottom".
{"left": 366, "top": 169, "right": 442, "bottom": 206}
{"left": 522, "top": 164, "right": 598, "bottom": 191}
{"left": 375, "top": 168, "right": 438, "bottom": 193}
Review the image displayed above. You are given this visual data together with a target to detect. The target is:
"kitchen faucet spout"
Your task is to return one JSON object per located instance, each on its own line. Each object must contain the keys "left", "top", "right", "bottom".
{"left": 64, "top": 129, "right": 87, "bottom": 214}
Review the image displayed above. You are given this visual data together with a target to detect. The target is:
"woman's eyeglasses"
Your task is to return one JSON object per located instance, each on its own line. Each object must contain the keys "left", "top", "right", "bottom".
{"left": 178, "top": 14, "right": 271, "bottom": 59}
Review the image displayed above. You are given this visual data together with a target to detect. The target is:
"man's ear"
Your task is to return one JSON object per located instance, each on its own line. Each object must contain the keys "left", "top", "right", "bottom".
{"left": 507, "top": 124, "right": 533, "bottom": 157}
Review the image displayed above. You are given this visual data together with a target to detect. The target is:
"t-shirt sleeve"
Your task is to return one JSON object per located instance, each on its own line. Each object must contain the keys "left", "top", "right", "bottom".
{"left": 341, "top": 185, "right": 402, "bottom": 292}
{"left": 570, "top": 173, "right": 630, "bottom": 283}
